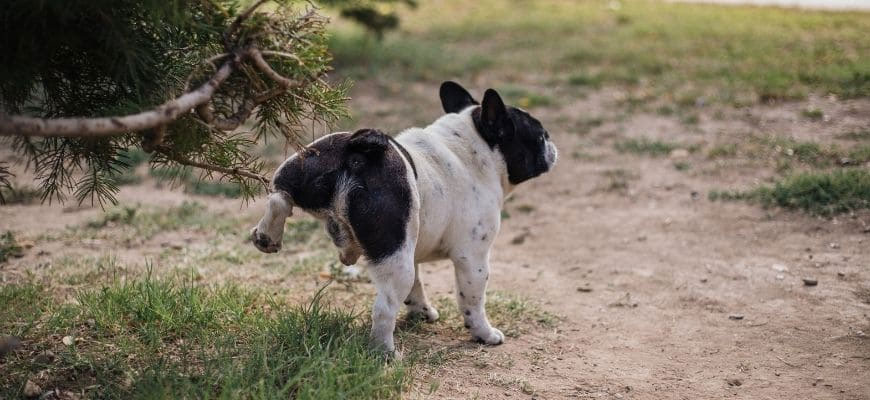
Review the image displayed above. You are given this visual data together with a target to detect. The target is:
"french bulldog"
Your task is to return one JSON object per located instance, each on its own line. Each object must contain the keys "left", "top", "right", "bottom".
{"left": 251, "top": 81, "right": 557, "bottom": 356}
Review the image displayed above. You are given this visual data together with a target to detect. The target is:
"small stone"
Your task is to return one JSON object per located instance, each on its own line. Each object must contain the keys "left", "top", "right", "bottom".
{"left": 803, "top": 278, "right": 818, "bottom": 286}
{"left": 511, "top": 234, "right": 526, "bottom": 245}
{"left": 776, "top": 274, "right": 785, "bottom": 280}
{"left": 829, "top": 242, "right": 840, "bottom": 249}
{"left": 577, "top": 286, "right": 593, "bottom": 293}
{"left": 726, "top": 378, "right": 742, "bottom": 387}
{"left": 700, "top": 278, "right": 708, "bottom": 283}
{"left": 86, "top": 318, "right": 96, "bottom": 328}
{"left": 34, "top": 350, "right": 55, "bottom": 364}
{"left": 772, "top": 264, "right": 788, "bottom": 273}
{"left": 729, "top": 314, "right": 744, "bottom": 320}
{"left": 61, "top": 336, "right": 74, "bottom": 346}
{"left": 669, "top": 148, "right": 690, "bottom": 159}
{"left": 837, "top": 272, "right": 846, "bottom": 278}
{"left": 23, "top": 380, "right": 41, "bottom": 397}
{"left": 0, "top": 336, "right": 22, "bottom": 357}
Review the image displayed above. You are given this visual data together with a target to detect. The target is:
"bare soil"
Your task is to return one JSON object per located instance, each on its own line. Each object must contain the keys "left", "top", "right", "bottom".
{"left": 2, "top": 86, "right": 869, "bottom": 399}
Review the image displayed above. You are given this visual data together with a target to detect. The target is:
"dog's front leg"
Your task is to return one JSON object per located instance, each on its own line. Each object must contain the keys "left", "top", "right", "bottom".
{"left": 368, "top": 251, "right": 415, "bottom": 358}
{"left": 452, "top": 251, "right": 504, "bottom": 345}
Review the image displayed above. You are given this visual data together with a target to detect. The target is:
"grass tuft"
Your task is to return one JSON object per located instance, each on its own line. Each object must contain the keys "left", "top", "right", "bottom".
{"left": 710, "top": 169, "right": 870, "bottom": 216}
{"left": 801, "top": 107, "right": 824, "bottom": 121}
{"left": 0, "top": 277, "right": 413, "bottom": 399}
{"left": 615, "top": 138, "right": 679, "bottom": 157}
{"left": 82, "top": 201, "right": 238, "bottom": 239}
{"left": 0, "top": 231, "right": 23, "bottom": 263}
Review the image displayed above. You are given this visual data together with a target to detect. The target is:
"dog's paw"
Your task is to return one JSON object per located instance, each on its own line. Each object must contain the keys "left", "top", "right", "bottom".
{"left": 472, "top": 327, "right": 505, "bottom": 345}
{"left": 405, "top": 303, "right": 439, "bottom": 323}
{"left": 408, "top": 307, "right": 439, "bottom": 323}
{"left": 370, "top": 344, "right": 402, "bottom": 362}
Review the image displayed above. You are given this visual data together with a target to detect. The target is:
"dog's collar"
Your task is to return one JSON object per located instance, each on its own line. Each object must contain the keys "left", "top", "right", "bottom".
{"left": 386, "top": 135, "right": 417, "bottom": 180}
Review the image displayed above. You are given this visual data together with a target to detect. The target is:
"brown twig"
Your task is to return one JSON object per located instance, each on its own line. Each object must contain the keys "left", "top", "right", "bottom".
{"left": 223, "top": 0, "right": 269, "bottom": 51}
{"left": 248, "top": 48, "right": 298, "bottom": 89}
{"left": 155, "top": 146, "right": 270, "bottom": 187}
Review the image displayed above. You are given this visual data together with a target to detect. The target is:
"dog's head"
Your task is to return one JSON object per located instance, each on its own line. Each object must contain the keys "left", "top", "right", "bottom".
{"left": 440, "top": 81, "right": 558, "bottom": 185}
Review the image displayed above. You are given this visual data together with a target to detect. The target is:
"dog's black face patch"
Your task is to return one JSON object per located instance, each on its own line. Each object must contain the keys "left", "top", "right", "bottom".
{"left": 471, "top": 88, "right": 554, "bottom": 185}
{"left": 272, "top": 129, "right": 413, "bottom": 263}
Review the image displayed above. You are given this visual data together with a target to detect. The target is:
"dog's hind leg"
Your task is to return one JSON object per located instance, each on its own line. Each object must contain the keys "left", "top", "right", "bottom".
{"left": 368, "top": 250, "right": 415, "bottom": 359}
{"left": 403, "top": 263, "right": 439, "bottom": 322}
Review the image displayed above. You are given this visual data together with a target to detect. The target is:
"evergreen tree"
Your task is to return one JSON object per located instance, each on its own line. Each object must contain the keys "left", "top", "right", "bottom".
{"left": 0, "top": 0, "right": 350, "bottom": 206}
{"left": 322, "top": 0, "right": 417, "bottom": 39}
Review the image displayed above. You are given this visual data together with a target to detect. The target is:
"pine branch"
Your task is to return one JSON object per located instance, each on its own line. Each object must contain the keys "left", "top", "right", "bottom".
{"left": 0, "top": 56, "right": 239, "bottom": 137}
{"left": 0, "top": 1, "right": 346, "bottom": 205}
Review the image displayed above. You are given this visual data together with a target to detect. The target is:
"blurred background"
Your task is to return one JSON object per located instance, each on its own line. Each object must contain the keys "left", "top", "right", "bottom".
{"left": 1, "top": 0, "right": 869, "bottom": 398}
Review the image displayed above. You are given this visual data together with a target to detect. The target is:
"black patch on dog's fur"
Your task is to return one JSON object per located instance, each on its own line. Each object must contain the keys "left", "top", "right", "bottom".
{"left": 470, "top": 88, "right": 552, "bottom": 185}
{"left": 272, "top": 129, "right": 412, "bottom": 263}
{"left": 440, "top": 81, "right": 479, "bottom": 114}
{"left": 345, "top": 130, "right": 413, "bottom": 263}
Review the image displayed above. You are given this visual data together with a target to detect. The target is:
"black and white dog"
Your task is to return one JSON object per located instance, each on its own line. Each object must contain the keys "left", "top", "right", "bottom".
{"left": 251, "top": 81, "right": 557, "bottom": 356}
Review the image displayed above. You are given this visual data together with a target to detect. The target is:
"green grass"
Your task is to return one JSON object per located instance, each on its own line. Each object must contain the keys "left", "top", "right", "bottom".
{"left": 710, "top": 169, "right": 870, "bottom": 216}
{"left": 741, "top": 136, "right": 870, "bottom": 168}
{"left": 328, "top": 29, "right": 490, "bottom": 80}
{"left": 0, "top": 277, "right": 413, "bottom": 399}
{"left": 335, "top": 0, "right": 870, "bottom": 105}
{"left": 707, "top": 143, "right": 739, "bottom": 159}
{"left": 0, "top": 231, "right": 23, "bottom": 263}
{"left": 567, "top": 72, "right": 603, "bottom": 87}
{"left": 498, "top": 86, "right": 554, "bottom": 108}
{"left": 615, "top": 138, "right": 680, "bottom": 157}
{"left": 848, "top": 144, "right": 870, "bottom": 164}
{"left": 673, "top": 161, "right": 691, "bottom": 171}
{"left": 839, "top": 130, "right": 870, "bottom": 141}
{"left": 82, "top": 201, "right": 238, "bottom": 239}
{"left": 801, "top": 107, "right": 825, "bottom": 121}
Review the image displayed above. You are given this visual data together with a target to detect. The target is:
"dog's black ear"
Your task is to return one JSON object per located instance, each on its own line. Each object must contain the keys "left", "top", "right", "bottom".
{"left": 440, "top": 81, "right": 478, "bottom": 114}
{"left": 478, "top": 88, "right": 512, "bottom": 143}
